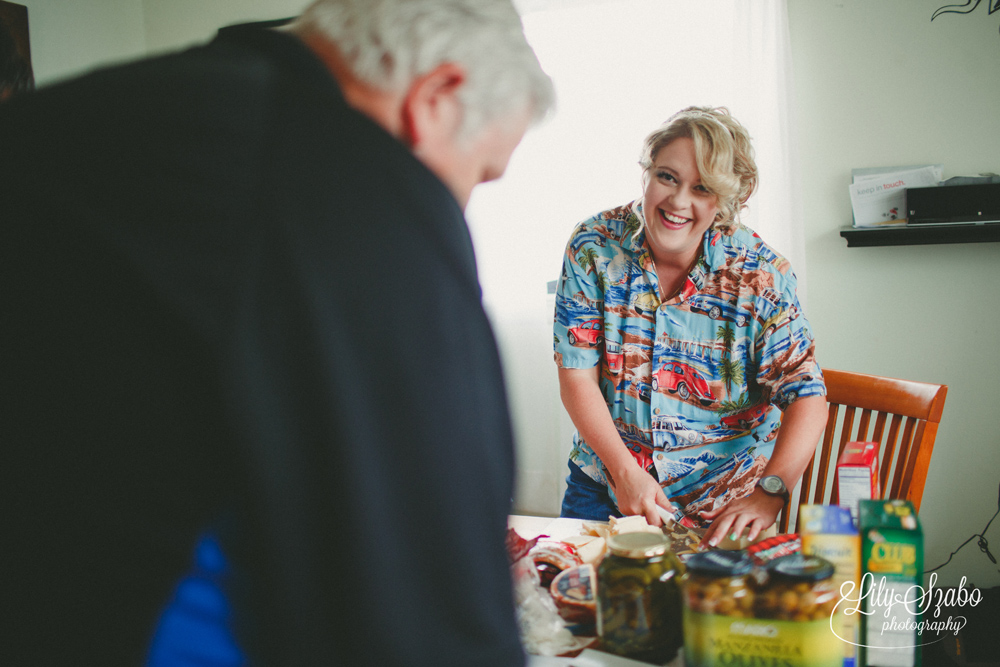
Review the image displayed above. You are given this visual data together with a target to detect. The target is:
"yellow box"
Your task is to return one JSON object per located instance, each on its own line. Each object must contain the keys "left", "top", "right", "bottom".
{"left": 799, "top": 504, "right": 860, "bottom": 667}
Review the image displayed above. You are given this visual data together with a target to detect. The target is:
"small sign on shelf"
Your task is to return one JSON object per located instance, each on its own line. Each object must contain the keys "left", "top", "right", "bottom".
{"left": 849, "top": 164, "right": 943, "bottom": 228}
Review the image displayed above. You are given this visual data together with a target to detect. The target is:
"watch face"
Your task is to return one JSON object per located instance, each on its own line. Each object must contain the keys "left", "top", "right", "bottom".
{"left": 761, "top": 476, "right": 785, "bottom": 494}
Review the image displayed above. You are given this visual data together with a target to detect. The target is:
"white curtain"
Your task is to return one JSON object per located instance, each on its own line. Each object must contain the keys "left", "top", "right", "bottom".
{"left": 466, "top": 0, "right": 805, "bottom": 515}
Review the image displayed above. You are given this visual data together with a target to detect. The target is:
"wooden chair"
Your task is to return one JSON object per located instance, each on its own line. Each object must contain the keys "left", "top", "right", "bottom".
{"left": 778, "top": 368, "right": 948, "bottom": 534}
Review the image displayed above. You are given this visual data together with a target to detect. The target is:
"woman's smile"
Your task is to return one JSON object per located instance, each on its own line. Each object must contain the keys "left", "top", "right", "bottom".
{"left": 657, "top": 209, "right": 692, "bottom": 228}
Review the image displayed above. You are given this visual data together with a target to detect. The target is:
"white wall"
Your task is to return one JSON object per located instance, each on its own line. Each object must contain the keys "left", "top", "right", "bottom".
{"left": 788, "top": 0, "right": 1000, "bottom": 588}
{"left": 140, "top": 0, "right": 306, "bottom": 55}
{"left": 17, "top": 0, "right": 145, "bottom": 86}
{"left": 16, "top": 0, "right": 307, "bottom": 86}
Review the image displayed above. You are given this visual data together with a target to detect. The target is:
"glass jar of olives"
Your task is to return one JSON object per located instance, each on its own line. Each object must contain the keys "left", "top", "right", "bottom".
{"left": 683, "top": 550, "right": 843, "bottom": 667}
{"left": 755, "top": 553, "right": 838, "bottom": 622}
{"left": 682, "top": 549, "right": 755, "bottom": 618}
{"left": 596, "top": 531, "right": 684, "bottom": 664}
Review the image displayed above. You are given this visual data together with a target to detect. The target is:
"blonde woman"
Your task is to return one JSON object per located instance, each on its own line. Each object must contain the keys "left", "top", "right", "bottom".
{"left": 553, "top": 106, "right": 827, "bottom": 547}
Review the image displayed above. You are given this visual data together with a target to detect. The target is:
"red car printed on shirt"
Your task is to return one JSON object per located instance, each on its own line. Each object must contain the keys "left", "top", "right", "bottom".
{"left": 568, "top": 318, "right": 603, "bottom": 347}
{"left": 720, "top": 404, "right": 768, "bottom": 430}
{"left": 605, "top": 340, "right": 623, "bottom": 374}
{"left": 626, "top": 441, "right": 654, "bottom": 474}
{"left": 651, "top": 362, "right": 716, "bottom": 406}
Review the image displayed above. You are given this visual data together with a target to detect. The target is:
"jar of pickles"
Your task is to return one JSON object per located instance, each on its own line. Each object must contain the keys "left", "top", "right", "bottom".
{"left": 596, "top": 531, "right": 684, "bottom": 664}
{"left": 755, "top": 553, "right": 838, "bottom": 621}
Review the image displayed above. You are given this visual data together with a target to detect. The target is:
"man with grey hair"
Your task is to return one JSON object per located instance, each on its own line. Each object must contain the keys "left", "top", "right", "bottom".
{"left": 0, "top": 1, "right": 553, "bottom": 666}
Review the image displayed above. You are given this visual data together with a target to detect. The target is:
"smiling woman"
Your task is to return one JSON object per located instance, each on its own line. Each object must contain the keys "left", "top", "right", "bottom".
{"left": 551, "top": 106, "right": 827, "bottom": 548}
{"left": 464, "top": 0, "right": 809, "bottom": 519}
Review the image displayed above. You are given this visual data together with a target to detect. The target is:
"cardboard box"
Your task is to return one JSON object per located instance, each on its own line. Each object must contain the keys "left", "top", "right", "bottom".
{"left": 858, "top": 499, "right": 923, "bottom": 667}
{"left": 800, "top": 505, "right": 861, "bottom": 667}
{"left": 836, "top": 442, "right": 879, "bottom": 525}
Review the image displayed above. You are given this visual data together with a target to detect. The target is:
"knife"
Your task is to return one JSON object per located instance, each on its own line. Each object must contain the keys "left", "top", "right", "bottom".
{"left": 656, "top": 504, "right": 699, "bottom": 530}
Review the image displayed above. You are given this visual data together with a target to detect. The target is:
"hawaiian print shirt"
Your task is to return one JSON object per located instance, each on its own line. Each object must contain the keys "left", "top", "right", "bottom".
{"left": 553, "top": 200, "right": 826, "bottom": 522}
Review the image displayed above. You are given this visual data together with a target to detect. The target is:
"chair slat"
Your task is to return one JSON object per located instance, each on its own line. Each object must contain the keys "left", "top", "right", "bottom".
{"left": 889, "top": 417, "right": 917, "bottom": 499}
{"left": 830, "top": 407, "right": 857, "bottom": 506}
{"left": 809, "top": 402, "right": 841, "bottom": 504}
{"left": 856, "top": 408, "right": 872, "bottom": 441}
{"left": 871, "top": 412, "right": 888, "bottom": 443}
{"left": 903, "top": 421, "right": 939, "bottom": 512}
{"left": 879, "top": 414, "right": 903, "bottom": 496}
{"left": 824, "top": 406, "right": 851, "bottom": 506}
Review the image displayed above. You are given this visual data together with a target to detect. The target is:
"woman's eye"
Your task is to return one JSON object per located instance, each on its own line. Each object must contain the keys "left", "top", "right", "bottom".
{"left": 657, "top": 171, "right": 676, "bottom": 183}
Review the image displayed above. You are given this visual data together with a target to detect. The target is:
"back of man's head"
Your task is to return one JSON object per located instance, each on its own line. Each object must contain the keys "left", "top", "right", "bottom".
{"left": 287, "top": 0, "right": 553, "bottom": 141}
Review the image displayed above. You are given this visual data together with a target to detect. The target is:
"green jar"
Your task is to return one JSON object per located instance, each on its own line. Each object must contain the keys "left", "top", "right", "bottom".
{"left": 596, "top": 531, "right": 685, "bottom": 663}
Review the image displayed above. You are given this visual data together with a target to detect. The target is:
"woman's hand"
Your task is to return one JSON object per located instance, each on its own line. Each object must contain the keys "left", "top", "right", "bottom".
{"left": 609, "top": 464, "right": 676, "bottom": 527}
{"left": 698, "top": 488, "right": 785, "bottom": 547}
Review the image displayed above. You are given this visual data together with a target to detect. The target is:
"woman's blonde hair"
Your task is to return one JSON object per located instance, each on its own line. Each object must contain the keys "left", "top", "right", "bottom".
{"left": 638, "top": 106, "right": 758, "bottom": 226}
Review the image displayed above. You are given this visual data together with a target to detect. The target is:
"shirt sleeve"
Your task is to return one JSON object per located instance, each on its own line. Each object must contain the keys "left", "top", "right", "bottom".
{"left": 553, "top": 225, "right": 604, "bottom": 370}
{"left": 754, "top": 270, "right": 826, "bottom": 410}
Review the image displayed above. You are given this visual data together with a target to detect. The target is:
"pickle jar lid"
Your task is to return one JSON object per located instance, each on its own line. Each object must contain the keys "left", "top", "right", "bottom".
{"left": 767, "top": 553, "right": 835, "bottom": 582}
{"left": 606, "top": 531, "right": 669, "bottom": 559}
{"left": 685, "top": 548, "right": 753, "bottom": 577}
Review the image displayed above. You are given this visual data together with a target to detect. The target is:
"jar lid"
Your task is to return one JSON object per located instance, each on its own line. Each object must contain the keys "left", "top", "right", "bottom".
{"left": 606, "top": 531, "right": 669, "bottom": 558}
{"left": 685, "top": 549, "right": 753, "bottom": 576}
{"left": 767, "top": 553, "right": 835, "bottom": 582}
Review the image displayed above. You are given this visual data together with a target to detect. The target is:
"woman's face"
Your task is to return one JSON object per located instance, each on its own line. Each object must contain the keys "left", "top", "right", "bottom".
{"left": 641, "top": 136, "right": 721, "bottom": 268}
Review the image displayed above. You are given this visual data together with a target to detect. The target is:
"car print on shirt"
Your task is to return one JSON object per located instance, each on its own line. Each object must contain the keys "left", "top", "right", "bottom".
{"left": 631, "top": 291, "right": 660, "bottom": 316}
{"left": 651, "top": 414, "right": 704, "bottom": 452}
{"left": 568, "top": 229, "right": 607, "bottom": 255}
{"left": 627, "top": 442, "right": 655, "bottom": 474}
{"left": 686, "top": 293, "right": 749, "bottom": 327}
{"left": 605, "top": 340, "right": 624, "bottom": 374}
{"left": 720, "top": 404, "right": 769, "bottom": 431}
{"left": 631, "top": 379, "right": 652, "bottom": 402}
{"left": 568, "top": 318, "right": 603, "bottom": 347}
{"left": 618, "top": 428, "right": 656, "bottom": 474}
{"left": 651, "top": 361, "right": 716, "bottom": 406}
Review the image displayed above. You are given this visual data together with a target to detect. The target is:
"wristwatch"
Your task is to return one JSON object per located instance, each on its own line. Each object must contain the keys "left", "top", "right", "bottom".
{"left": 756, "top": 475, "right": 790, "bottom": 500}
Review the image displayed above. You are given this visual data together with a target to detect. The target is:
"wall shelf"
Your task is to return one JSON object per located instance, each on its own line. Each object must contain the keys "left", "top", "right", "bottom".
{"left": 840, "top": 224, "right": 1000, "bottom": 247}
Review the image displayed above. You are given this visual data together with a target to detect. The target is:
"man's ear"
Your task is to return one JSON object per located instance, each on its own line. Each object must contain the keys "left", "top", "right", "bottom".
{"left": 400, "top": 62, "right": 467, "bottom": 150}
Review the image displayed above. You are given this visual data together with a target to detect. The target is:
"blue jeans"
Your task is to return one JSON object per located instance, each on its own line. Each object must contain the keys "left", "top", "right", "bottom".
{"left": 560, "top": 461, "right": 623, "bottom": 521}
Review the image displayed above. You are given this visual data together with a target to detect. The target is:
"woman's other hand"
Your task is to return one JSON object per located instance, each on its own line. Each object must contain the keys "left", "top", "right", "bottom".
{"left": 697, "top": 488, "right": 784, "bottom": 548}
{"left": 698, "top": 395, "right": 827, "bottom": 547}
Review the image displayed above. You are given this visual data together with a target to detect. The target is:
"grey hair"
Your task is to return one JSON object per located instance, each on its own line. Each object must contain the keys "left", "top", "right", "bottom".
{"left": 638, "top": 106, "right": 758, "bottom": 227}
{"left": 287, "top": 0, "right": 555, "bottom": 141}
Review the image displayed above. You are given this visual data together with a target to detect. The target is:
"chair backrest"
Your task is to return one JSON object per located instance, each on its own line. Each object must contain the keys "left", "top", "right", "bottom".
{"left": 778, "top": 368, "right": 948, "bottom": 534}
